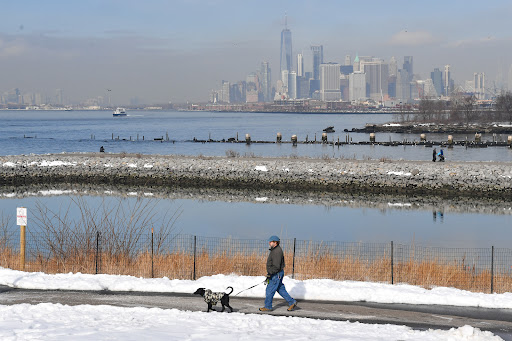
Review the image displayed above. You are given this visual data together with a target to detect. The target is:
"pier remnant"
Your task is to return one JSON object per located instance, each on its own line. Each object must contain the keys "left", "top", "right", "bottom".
{"left": 291, "top": 135, "right": 297, "bottom": 146}
{"left": 475, "top": 133, "right": 482, "bottom": 143}
{"left": 322, "top": 133, "right": 327, "bottom": 143}
{"left": 277, "top": 132, "right": 282, "bottom": 143}
{"left": 370, "top": 133, "right": 376, "bottom": 143}
{"left": 245, "top": 134, "right": 251, "bottom": 145}
{"left": 420, "top": 134, "right": 426, "bottom": 142}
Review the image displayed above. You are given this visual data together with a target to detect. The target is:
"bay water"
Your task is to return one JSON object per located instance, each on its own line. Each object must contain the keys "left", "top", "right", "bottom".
{"left": 1, "top": 110, "right": 511, "bottom": 248}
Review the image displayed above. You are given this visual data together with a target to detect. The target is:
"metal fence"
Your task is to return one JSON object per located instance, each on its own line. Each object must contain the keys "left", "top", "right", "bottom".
{"left": 1, "top": 230, "right": 511, "bottom": 294}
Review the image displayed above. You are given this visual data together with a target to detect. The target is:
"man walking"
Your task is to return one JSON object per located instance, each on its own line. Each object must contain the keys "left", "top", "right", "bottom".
{"left": 259, "top": 235, "right": 297, "bottom": 312}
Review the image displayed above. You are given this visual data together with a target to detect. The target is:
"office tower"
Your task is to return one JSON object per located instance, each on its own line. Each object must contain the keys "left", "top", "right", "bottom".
{"left": 431, "top": 68, "right": 443, "bottom": 97}
{"left": 444, "top": 65, "right": 451, "bottom": 96}
{"left": 320, "top": 63, "right": 341, "bottom": 101}
{"left": 297, "top": 53, "right": 304, "bottom": 77}
{"left": 403, "top": 56, "right": 413, "bottom": 78}
{"left": 360, "top": 58, "right": 389, "bottom": 101}
{"left": 280, "top": 16, "right": 293, "bottom": 76}
{"left": 311, "top": 45, "right": 323, "bottom": 80}
{"left": 396, "top": 69, "right": 411, "bottom": 102}
{"left": 220, "top": 80, "right": 231, "bottom": 103}
{"left": 260, "top": 62, "right": 271, "bottom": 102}
{"left": 288, "top": 71, "right": 297, "bottom": 99}
{"left": 349, "top": 72, "right": 366, "bottom": 102}
{"left": 353, "top": 53, "right": 360, "bottom": 72}
{"left": 474, "top": 72, "right": 485, "bottom": 99}
{"left": 340, "top": 75, "right": 349, "bottom": 101}
{"left": 246, "top": 73, "right": 259, "bottom": 103}
{"left": 389, "top": 56, "right": 397, "bottom": 77}
{"left": 344, "top": 55, "right": 351, "bottom": 66}
{"left": 388, "top": 75, "right": 396, "bottom": 98}
{"left": 297, "top": 76, "right": 309, "bottom": 99}
{"left": 56, "top": 89, "right": 63, "bottom": 105}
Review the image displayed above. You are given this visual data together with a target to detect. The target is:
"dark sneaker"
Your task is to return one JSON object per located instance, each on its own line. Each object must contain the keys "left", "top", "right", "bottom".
{"left": 259, "top": 307, "right": 272, "bottom": 312}
{"left": 287, "top": 302, "right": 297, "bottom": 311}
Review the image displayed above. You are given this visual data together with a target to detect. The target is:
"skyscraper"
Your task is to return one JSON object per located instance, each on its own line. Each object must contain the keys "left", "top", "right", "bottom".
{"left": 403, "top": 56, "right": 413, "bottom": 77}
{"left": 260, "top": 61, "right": 272, "bottom": 102}
{"left": 360, "top": 58, "right": 389, "bottom": 101}
{"left": 444, "top": 65, "right": 451, "bottom": 96}
{"left": 474, "top": 72, "right": 485, "bottom": 99}
{"left": 311, "top": 45, "right": 324, "bottom": 80}
{"left": 349, "top": 72, "right": 366, "bottom": 102}
{"left": 297, "top": 53, "right": 304, "bottom": 77}
{"left": 430, "top": 68, "right": 443, "bottom": 97}
{"left": 280, "top": 16, "right": 293, "bottom": 77}
{"left": 320, "top": 63, "right": 341, "bottom": 101}
{"left": 389, "top": 56, "right": 397, "bottom": 77}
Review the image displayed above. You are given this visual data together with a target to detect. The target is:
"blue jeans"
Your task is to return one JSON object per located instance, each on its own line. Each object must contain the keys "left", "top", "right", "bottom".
{"left": 264, "top": 270, "right": 296, "bottom": 309}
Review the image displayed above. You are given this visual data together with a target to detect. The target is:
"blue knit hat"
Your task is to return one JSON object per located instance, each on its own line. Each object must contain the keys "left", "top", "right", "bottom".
{"left": 268, "top": 235, "right": 280, "bottom": 242}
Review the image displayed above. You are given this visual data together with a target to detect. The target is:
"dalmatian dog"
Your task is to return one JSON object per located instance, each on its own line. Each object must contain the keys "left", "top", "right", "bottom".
{"left": 193, "top": 286, "right": 234, "bottom": 312}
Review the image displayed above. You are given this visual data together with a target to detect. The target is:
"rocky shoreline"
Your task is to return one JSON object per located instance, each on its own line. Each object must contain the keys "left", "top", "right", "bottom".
{"left": 347, "top": 123, "right": 512, "bottom": 135}
{"left": 1, "top": 153, "right": 512, "bottom": 200}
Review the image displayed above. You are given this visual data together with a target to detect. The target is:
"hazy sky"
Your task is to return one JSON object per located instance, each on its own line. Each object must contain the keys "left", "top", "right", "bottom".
{"left": 1, "top": 0, "right": 512, "bottom": 104}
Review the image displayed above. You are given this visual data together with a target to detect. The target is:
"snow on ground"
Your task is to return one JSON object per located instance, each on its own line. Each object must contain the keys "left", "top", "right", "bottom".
{"left": 1, "top": 269, "right": 512, "bottom": 310}
{"left": 0, "top": 269, "right": 506, "bottom": 340}
{"left": 0, "top": 303, "right": 500, "bottom": 341}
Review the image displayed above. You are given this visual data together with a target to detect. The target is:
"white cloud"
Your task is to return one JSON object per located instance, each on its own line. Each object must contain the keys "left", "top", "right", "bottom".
{"left": 388, "top": 30, "right": 437, "bottom": 47}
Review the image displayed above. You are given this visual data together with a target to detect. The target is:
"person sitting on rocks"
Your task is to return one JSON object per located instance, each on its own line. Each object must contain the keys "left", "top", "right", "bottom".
{"left": 432, "top": 148, "right": 436, "bottom": 162}
{"left": 100, "top": 146, "right": 105, "bottom": 153}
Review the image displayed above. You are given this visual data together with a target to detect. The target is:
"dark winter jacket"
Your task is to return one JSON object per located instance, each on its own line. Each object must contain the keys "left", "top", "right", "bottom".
{"left": 266, "top": 244, "right": 285, "bottom": 276}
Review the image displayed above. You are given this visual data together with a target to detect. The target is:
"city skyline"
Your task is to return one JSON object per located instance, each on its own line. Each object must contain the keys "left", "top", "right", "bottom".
{"left": 1, "top": 0, "right": 512, "bottom": 105}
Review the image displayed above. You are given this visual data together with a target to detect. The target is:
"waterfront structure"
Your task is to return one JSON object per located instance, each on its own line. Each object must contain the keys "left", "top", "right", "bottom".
{"left": 349, "top": 71, "right": 366, "bottom": 102}
{"left": 280, "top": 17, "right": 293, "bottom": 76}
{"left": 320, "top": 63, "right": 341, "bottom": 101}
{"left": 360, "top": 58, "right": 389, "bottom": 101}
{"left": 431, "top": 68, "right": 443, "bottom": 97}
{"left": 474, "top": 72, "right": 485, "bottom": 100}
{"left": 260, "top": 62, "right": 272, "bottom": 102}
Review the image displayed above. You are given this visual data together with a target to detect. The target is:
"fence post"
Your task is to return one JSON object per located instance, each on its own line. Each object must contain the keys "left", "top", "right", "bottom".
{"left": 151, "top": 228, "right": 154, "bottom": 279}
{"left": 193, "top": 235, "right": 197, "bottom": 280}
{"left": 491, "top": 246, "right": 494, "bottom": 294}
{"left": 391, "top": 241, "right": 394, "bottom": 285}
{"left": 95, "top": 231, "right": 100, "bottom": 274}
{"left": 292, "top": 238, "right": 296, "bottom": 279}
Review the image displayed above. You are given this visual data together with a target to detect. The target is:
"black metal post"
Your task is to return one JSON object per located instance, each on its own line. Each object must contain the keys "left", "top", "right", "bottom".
{"left": 292, "top": 238, "right": 296, "bottom": 279}
{"left": 95, "top": 231, "right": 100, "bottom": 274}
{"left": 193, "top": 236, "right": 197, "bottom": 280}
{"left": 151, "top": 228, "right": 154, "bottom": 278}
{"left": 391, "top": 241, "right": 394, "bottom": 284}
{"left": 491, "top": 246, "right": 494, "bottom": 294}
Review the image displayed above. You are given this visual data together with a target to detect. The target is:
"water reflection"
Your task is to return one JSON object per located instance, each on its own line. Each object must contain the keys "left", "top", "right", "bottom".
{"left": 0, "top": 184, "right": 511, "bottom": 248}
{"left": 432, "top": 209, "right": 444, "bottom": 223}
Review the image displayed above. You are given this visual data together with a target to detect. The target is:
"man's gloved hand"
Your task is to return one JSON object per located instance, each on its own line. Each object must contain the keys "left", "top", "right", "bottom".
{"left": 264, "top": 274, "right": 271, "bottom": 285}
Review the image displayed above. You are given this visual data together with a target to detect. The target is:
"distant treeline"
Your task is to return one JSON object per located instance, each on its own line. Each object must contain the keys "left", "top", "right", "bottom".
{"left": 394, "top": 92, "right": 512, "bottom": 125}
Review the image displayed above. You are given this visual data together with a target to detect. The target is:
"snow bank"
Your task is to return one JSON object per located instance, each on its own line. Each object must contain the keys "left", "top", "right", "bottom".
{"left": 0, "top": 303, "right": 500, "bottom": 341}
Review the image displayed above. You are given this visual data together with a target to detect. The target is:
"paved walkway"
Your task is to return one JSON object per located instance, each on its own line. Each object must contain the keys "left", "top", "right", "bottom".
{"left": 1, "top": 286, "right": 511, "bottom": 339}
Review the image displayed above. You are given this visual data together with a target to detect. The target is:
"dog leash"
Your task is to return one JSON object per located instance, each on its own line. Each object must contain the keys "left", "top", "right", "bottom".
{"left": 233, "top": 281, "right": 265, "bottom": 296}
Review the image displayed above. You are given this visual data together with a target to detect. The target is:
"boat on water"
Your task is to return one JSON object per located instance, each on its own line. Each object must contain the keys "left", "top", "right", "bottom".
{"left": 113, "top": 108, "right": 127, "bottom": 117}
{"left": 323, "top": 126, "right": 335, "bottom": 133}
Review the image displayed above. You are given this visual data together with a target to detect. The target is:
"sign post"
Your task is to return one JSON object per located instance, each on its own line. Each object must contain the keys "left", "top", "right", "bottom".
{"left": 16, "top": 207, "right": 27, "bottom": 270}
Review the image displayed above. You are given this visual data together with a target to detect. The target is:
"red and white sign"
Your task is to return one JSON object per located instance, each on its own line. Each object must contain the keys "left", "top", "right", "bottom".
{"left": 16, "top": 207, "right": 27, "bottom": 226}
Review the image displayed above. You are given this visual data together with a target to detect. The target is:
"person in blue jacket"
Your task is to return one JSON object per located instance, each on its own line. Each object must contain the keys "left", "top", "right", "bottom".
{"left": 259, "top": 235, "right": 297, "bottom": 312}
